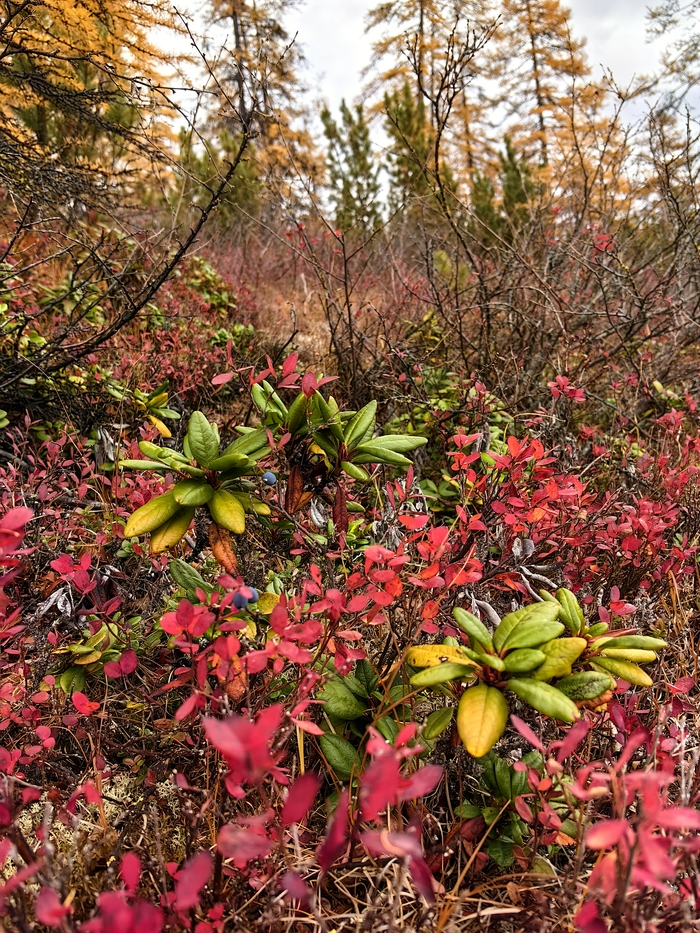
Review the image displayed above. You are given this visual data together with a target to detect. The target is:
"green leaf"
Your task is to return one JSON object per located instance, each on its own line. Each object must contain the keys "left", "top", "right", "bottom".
{"left": 493, "top": 602, "right": 561, "bottom": 653}
{"left": 376, "top": 716, "right": 400, "bottom": 743}
{"left": 320, "top": 733, "right": 360, "bottom": 780}
{"left": 187, "top": 411, "right": 219, "bottom": 467}
{"left": 207, "top": 452, "right": 252, "bottom": 472}
{"left": 341, "top": 461, "right": 371, "bottom": 482}
{"left": 502, "top": 619, "right": 565, "bottom": 652}
{"left": 506, "top": 678, "right": 579, "bottom": 723}
{"left": 453, "top": 607, "right": 494, "bottom": 652}
{"left": 118, "top": 459, "right": 169, "bottom": 471}
{"left": 487, "top": 839, "right": 515, "bottom": 868}
{"left": 410, "top": 662, "right": 475, "bottom": 687}
{"left": 454, "top": 802, "right": 482, "bottom": 820}
{"left": 59, "top": 665, "right": 87, "bottom": 694}
{"left": 352, "top": 443, "right": 413, "bottom": 466}
{"left": 124, "top": 491, "right": 180, "bottom": 538}
{"left": 315, "top": 392, "right": 344, "bottom": 441}
{"left": 364, "top": 434, "right": 428, "bottom": 453}
{"left": 150, "top": 508, "right": 195, "bottom": 552}
{"left": 556, "top": 588, "right": 586, "bottom": 635}
{"left": 173, "top": 480, "right": 214, "bottom": 506}
{"left": 207, "top": 490, "right": 246, "bottom": 534}
{"left": 556, "top": 671, "right": 614, "bottom": 701}
{"left": 594, "top": 635, "right": 667, "bottom": 651}
{"left": 222, "top": 427, "right": 270, "bottom": 457}
{"left": 355, "top": 660, "right": 379, "bottom": 696}
{"left": 344, "top": 400, "right": 377, "bottom": 449}
{"left": 475, "top": 653, "right": 506, "bottom": 671}
{"left": 311, "top": 431, "right": 339, "bottom": 459}
{"left": 169, "top": 559, "right": 214, "bottom": 596}
{"left": 532, "top": 637, "right": 587, "bottom": 681}
{"left": 457, "top": 683, "right": 509, "bottom": 757}
{"left": 502, "top": 648, "right": 546, "bottom": 672}
{"left": 494, "top": 756, "right": 513, "bottom": 799}
{"left": 286, "top": 392, "right": 308, "bottom": 434}
{"left": 423, "top": 707, "right": 454, "bottom": 740}
{"left": 319, "top": 680, "right": 367, "bottom": 719}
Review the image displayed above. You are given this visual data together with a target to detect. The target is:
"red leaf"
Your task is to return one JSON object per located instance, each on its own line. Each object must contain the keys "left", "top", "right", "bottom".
{"left": 669, "top": 676, "right": 694, "bottom": 695}
{"left": 316, "top": 790, "right": 349, "bottom": 872}
{"left": 120, "top": 852, "right": 141, "bottom": 895}
{"left": 212, "top": 372, "right": 234, "bottom": 386}
{"left": 72, "top": 692, "right": 100, "bottom": 715}
{"left": 281, "top": 772, "right": 321, "bottom": 826}
{"left": 218, "top": 822, "right": 273, "bottom": 868}
{"left": 585, "top": 819, "right": 631, "bottom": 849}
{"left": 173, "top": 851, "right": 212, "bottom": 911}
{"left": 279, "top": 870, "right": 312, "bottom": 906}
{"left": 119, "top": 649, "right": 138, "bottom": 675}
{"left": 35, "top": 887, "right": 71, "bottom": 926}
{"left": 510, "top": 714, "right": 545, "bottom": 752}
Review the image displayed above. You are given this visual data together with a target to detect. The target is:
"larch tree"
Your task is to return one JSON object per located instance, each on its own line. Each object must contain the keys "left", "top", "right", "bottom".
{"left": 0, "top": 0, "right": 178, "bottom": 212}
{"left": 365, "top": 0, "right": 498, "bottom": 180}
{"left": 647, "top": 1, "right": 700, "bottom": 106}
{"left": 490, "top": 0, "right": 590, "bottom": 166}
{"left": 203, "top": 0, "right": 318, "bottom": 196}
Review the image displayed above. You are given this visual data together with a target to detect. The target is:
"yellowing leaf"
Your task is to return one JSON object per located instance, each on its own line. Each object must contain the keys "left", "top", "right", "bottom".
{"left": 173, "top": 480, "right": 214, "bottom": 506}
{"left": 208, "top": 490, "right": 246, "bottom": 534}
{"left": 256, "top": 592, "right": 279, "bottom": 614}
{"left": 406, "top": 644, "right": 477, "bottom": 668}
{"left": 150, "top": 508, "right": 195, "bottom": 552}
{"left": 590, "top": 658, "right": 653, "bottom": 687}
{"left": 532, "top": 637, "right": 587, "bottom": 680}
{"left": 457, "top": 683, "right": 509, "bottom": 757}
{"left": 124, "top": 491, "right": 179, "bottom": 538}
{"left": 148, "top": 414, "right": 171, "bottom": 438}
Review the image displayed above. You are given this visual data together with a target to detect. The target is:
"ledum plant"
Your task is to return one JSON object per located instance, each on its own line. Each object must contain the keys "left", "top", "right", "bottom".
{"left": 251, "top": 380, "right": 427, "bottom": 533}
{"left": 119, "top": 412, "right": 270, "bottom": 569}
{"left": 407, "top": 588, "right": 667, "bottom": 758}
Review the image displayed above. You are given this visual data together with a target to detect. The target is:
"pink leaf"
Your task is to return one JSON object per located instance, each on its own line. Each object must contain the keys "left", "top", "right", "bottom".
{"left": 35, "top": 887, "right": 71, "bottom": 926}
{"left": 316, "top": 790, "right": 349, "bottom": 872}
{"left": 119, "top": 649, "right": 138, "bottom": 675}
{"left": 212, "top": 372, "right": 234, "bottom": 386}
{"left": 120, "top": 852, "right": 141, "bottom": 895}
{"left": 281, "top": 772, "right": 321, "bottom": 826}
{"left": 103, "top": 661, "right": 122, "bottom": 679}
{"left": 218, "top": 822, "right": 273, "bottom": 868}
{"left": 173, "top": 851, "right": 212, "bottom": 911}
{"left": 279, "top": 870, "right": 313, "bottom": 906}
{"left": 72, "top": 692, "right": 100, "bottom": 715}
{"left": 510, "top": 714, "right": 545, "bottom": 752}
{"left": 585, "top": 819, "right": 631, "bottom": 850}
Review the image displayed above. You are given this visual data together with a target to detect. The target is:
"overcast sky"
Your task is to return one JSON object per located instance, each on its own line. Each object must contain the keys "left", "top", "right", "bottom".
{"left": 285, "top": 0, "right": 663, "bottom": 114}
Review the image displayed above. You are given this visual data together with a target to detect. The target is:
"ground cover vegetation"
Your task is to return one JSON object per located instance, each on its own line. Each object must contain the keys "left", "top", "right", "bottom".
{"left": 4, "top": 0, "right": 700, "bottom": 929}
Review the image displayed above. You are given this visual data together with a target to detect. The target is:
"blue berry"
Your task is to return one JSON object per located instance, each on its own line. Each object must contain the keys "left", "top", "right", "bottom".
{"left": 247, "top": 587, "right": 259, "bottom": 603}
{"left": 233, "top": 592, "right": 249, "bottom": 610}
{"left": 262, "top": 471, "right": 276, "bottom": 485}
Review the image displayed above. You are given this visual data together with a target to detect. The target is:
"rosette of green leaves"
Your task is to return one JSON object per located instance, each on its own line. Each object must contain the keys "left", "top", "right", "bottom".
{"left": 119, "top": 411, "right": 270, "bottom": 552}
{"left": 106, "top": 379, "right": 180, "bottom": 438}
{"left": 408, "top": 589, "right": 667, "bottom": 758}
{"left": 251, "top": 386, "right": 428, "bottom": 482}
{"left": 539, "top": 587, "right": 668, "bottom": 688}
{"left": 407, "top": 602, "right": 584, "bottom": 757}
